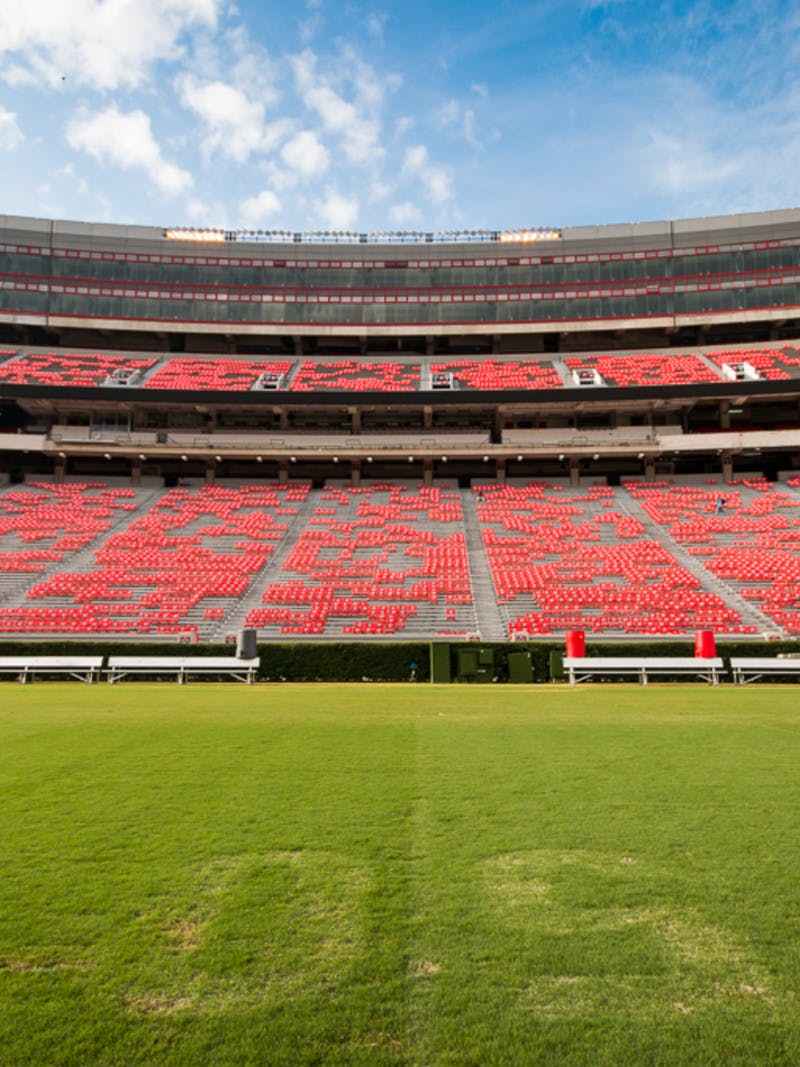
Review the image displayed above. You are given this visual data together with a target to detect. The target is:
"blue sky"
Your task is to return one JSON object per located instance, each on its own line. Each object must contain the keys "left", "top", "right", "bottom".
{"left": 0, "top": 0, "right": 799, "bottom": 232}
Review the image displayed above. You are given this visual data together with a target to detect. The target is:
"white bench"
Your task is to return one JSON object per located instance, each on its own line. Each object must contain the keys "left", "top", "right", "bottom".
{"left": 564, "top": 656, "right": 725, "bottom": 686}
{"left": 730, "top": 657, "right": 800, "bottom": 685}
{"left": 0, "top": 656, "right": 103, "bottom": 684}
{"left": 106, "top": 656, "right": 259, "bottom": 685}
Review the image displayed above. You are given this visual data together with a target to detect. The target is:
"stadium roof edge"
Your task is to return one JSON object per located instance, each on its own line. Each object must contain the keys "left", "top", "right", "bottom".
{"left": 3, "top": 207, "right": 800, "bottom": 253}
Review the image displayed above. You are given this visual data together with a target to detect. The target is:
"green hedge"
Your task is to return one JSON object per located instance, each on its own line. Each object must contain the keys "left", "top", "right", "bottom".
{"left": 258, "top": 643, "right": 430, "bottom": 682}
{"left": 0, "top": 640, "right": 430, "bottom": 683}
{"left": 1, "top": 638, "right": 799, "bottom": 683}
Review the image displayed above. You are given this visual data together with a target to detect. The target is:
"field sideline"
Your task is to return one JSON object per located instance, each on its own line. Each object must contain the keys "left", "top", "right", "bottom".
{"left": 2, "top": 684, "right": 799, "bottom": 1066}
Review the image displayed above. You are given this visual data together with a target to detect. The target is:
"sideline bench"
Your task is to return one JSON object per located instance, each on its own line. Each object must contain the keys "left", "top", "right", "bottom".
{"left": 0, "top": 656, "right": 103, "bottom": 684}
{"left": 564, "top": 656, "right": 725, "bottom": 686}
{"left": 105, "top": 656, "right": 260, "bottom": 685}
{"left": 730, "top": 657, "right": 800, "bottom": 685}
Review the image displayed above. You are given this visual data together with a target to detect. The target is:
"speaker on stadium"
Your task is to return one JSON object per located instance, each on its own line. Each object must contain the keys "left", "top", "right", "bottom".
{"left": 236, "top": 628, "right": 258, "bottom": 659}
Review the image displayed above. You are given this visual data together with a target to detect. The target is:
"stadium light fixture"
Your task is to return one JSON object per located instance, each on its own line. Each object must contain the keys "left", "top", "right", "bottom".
{"left": 103, "top": 452, "right": 111, "bottom": 460}
{"left": 181, "top": 455, "right": 188, "bottom": 461}
{"left": 214, "top": 455, "right": 222, "bottom": 462}
{"left": 593, "top": 453, "right": 600, "bottom": 460}
{"left": 290, "top": 456, "right": 297, "bottom": 463}
{"left": 256, "top": 456, "right": 263, "bottom": 463}
{"left": 558, "top": 453, "right": 565, "bottom": 461}
{"left": 138, "top": 454, "right": 147, "bottom": 461}
{"left": 482, "top": 455, "right": 489, "bottom": 462}
{"left": 408, "top": 456, "right": 414, "bottom": 463}
{"left": 366, "top": 456, "right": 373, "bottom": 463}
{"left": 441, "top": 456, "right": 448, "bottom": 462}
{"left": 517, "top": 455, "right": 523, "bottom": 462}
{"left": 165, "top": 227, "right": 226, "bottom": 242}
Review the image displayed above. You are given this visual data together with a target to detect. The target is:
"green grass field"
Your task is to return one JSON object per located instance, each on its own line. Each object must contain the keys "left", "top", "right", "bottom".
{"left": 2, "top": 684, "right": 800, "bottom": 1066}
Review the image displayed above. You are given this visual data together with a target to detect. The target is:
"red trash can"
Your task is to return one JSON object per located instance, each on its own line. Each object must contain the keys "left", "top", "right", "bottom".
{"left": 565, "top": 630, "right": 585, "bottom": 657}
{"left": 695, "top": 630, "right": 716, "bottom": 657}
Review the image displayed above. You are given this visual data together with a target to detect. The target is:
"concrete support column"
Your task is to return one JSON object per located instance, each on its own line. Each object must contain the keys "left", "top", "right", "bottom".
{"left": 425, "top": 335, "right": 435, "bottom": 356}
{"left": 349, "top": 407, "right": 361, "bottom": 433}
{"left": 275, "top": 408, "right": 289, "bottom": 430}
{"left": 279, "top": 461, "right": 289, "bottom": 484}
{"left": 131, "top": 459, "right": 142, "bottom": 486}
{"left": 720, "top": 401, "right": 731, "bottom": 430}
{"left": 496, "top": 458, "right": 506, "bottom": 484}
{"left": 569, "top": 460, "right": 580, "bottom": 487}
{"left": 350, "top": 460, "right": 361, "bottom": 486}
{"left": 54, "top": 454, "right": 66, "bottom": 484}
{"left": 423, "top": 405, "right": 433, "bottom": 430}
{"left": 424, "top": 459, "right": 433, "bottom": 486}
{"left": 293, "top": 336, "right": 304, "bottom": 357}
{"left": 205, "top": 460, "right": 216, "bottom": 484}
{"left": 722, "top": 453, "right": 733, "bottom": 483}
{"left": 645, "top": 459, "right": 656, "bottom": 483}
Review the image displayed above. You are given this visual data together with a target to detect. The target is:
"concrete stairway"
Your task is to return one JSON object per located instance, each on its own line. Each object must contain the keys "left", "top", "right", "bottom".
{"left": 460, "top": 489, "right": 506, "bottom": 641}
{"left": 617, "top": 488, "right": 777, "bottom": 634}
{"left": 0, "top": 485, "right": 163, "bottom": 610}
{"left": 209, "top": 491, "right": 320, "bottom": 641}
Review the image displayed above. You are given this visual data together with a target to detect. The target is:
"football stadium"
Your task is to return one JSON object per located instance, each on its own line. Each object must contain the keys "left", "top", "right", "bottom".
{"left": 4, "top": 208, "right": 800, "bottom": 1064}
{"left": 5, "top": 208, "right": 800, "bottom": 651}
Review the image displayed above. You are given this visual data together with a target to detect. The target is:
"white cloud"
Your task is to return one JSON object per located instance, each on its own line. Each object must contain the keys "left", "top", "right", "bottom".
{"left": 369, "top": 179, "right": 392, "bottom": 202}
{"left": 403, "top": 143, "right": 453, "bottom": 204}
{"left": 367, "top": 13, "right": 387, "bottom": 40}
{"left": 471, "top": 82, "right": 488, "bottom": 97}
{"left": 263, "top": 161, "right": 300, "bottom": 193}
{"left": 0, "top": 105, "right": 23, "bottom": 149}
{"left": 239, "top": 188, "right": 282, "bottom": 227}
{"left": 298, "top": 13, "right": 322, "bottom": 43}
{"left": 388, "top": 201, "right": 422, "bottom": 226}
{"left": 291, "top": 49, "right": 383, "bottom": 164}
{"left": 315, "top": 188, "right": 359, "bottom": 229}
{"left": 647, "top": 129, "right": 741, "bottom": 196}
{"left": 404, "top": 144, "right": 428, "bottom": 172}
{"left": 394, "top": 116, "right": 414, "bottom": 138}
{"left": 184, "top": 197, "right": 228, "bottom": 225}
{"left": 280, "top": 129, "right": 329, "bottom": 179}
{"left": 437, "top": 100, "right": 460, "bottom": 126}
{"left": 178, "top": 75, "right": 284, "bottom": 162}
{"left": 66, "top": 106, "right": 193, "bottom": 196}
{"left": 437, "top": 99, "right": 482, "bottom": 148}
{"left": 0, "top": 0, "right": 221, "bottom": 90}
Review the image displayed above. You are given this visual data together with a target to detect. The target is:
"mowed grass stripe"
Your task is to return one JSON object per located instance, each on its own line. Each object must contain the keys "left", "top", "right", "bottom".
{"left": 1, "top": 685, "right": 799, "bottom": 1065}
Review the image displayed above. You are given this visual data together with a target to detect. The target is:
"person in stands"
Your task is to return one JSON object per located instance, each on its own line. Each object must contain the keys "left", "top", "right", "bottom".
{"left": 715, "top": 496, "right": 726, "bottom": 514}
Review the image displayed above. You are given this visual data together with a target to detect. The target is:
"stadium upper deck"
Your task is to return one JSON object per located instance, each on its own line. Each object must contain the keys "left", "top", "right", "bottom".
{"left": 3, "top": 209, "right": 800, "bottom": 489}
{"left": 2, "top": 208, "right": 800, "bottom": 353}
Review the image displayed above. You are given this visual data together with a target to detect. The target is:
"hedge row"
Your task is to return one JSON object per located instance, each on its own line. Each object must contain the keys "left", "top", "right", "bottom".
{"left": 2, "top": 638, "right": 800, "bottom": 682}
